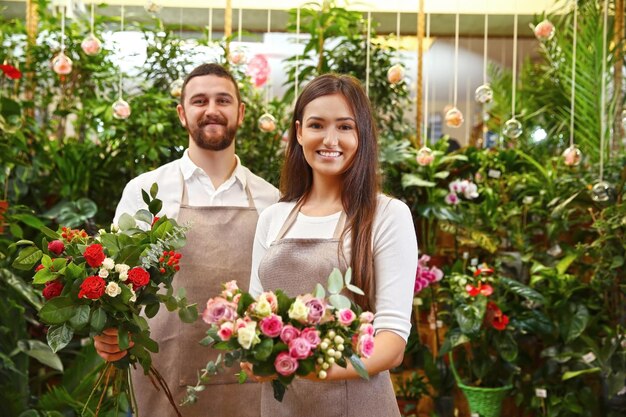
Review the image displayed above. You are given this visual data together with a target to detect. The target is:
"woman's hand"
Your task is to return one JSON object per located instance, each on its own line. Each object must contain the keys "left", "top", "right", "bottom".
{"left": 239, "top": 362, "right": 277, "bottom": 383}
{"left": 93, "top": 328, "right": 134, "bottom": 362}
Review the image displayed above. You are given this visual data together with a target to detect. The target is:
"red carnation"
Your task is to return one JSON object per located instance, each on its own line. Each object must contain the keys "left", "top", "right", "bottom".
{"left": 48, "top": 239, "right": 65, "bottom": 255}
{"left": 78, "top": 275, "right": 106, "bottom": 299}
{"left": 43, "top": 279, "right": 64, "bottom": 300}
{"left": 83, "top": 243, "right": 106, "bottom": 268}
{"left": 0, "top": 64, "right": 22, "bottom": 79}
{"left": 127, "top": 267, "right": 150, "bottom": 290}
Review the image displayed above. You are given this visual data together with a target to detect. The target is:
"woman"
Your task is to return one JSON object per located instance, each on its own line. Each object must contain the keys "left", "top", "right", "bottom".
{"left": 247, "top": 74, "right": 418, "bottom": 417}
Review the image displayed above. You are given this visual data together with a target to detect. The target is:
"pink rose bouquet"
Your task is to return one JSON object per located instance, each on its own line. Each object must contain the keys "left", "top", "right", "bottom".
{"left": 13, "top": 184, "right": 193, "bottom": 417}
{"left": 184, "top": 268, "right": 374, "bottom": 403}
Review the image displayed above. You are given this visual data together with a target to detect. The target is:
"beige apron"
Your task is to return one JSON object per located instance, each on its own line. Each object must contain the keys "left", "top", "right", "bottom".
{"left": 131, "top": 175, "right": 261, "bottom": 417}
{"left": 257, "top": 202, "right": 400, "bottom": 417}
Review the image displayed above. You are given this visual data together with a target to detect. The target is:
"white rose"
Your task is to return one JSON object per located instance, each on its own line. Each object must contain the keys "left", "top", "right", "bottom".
{"left": 237, "top": 322, "right": 260, "bottom": 349}
{"left": 110, "top": 223, "right": 120, "bottom": 233}
{"left": 102, "top": 257, "right": 115, "bottom": 270}
{"left": 128, "top": 285, "right": 137, "bottom": 302}
{"left": 254, "top": 297, "right": 272, "bottom": 317}
{"left": 288, "top": 297, "right": 309, "bottom": 323}
{"left": 98, "top": 269, "right": 109, "bottom": 278}
{"left": 106, "top": 282, "right": 122, "bottom": 297}
{"left": 115, "top": 263, "right": 130, "bottom": 273}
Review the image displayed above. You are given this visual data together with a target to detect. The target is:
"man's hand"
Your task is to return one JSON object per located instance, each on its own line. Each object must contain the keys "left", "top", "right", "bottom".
{"left": 93, "top": 328, "right": 135, "bottom": 362}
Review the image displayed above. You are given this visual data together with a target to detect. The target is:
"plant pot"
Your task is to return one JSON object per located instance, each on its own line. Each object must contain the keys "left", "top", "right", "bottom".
{"left": 0, "top": 200, "right": 7, "bottom": 234}
{"left": 396, "top": 398, "right": 419, "bottom": 417}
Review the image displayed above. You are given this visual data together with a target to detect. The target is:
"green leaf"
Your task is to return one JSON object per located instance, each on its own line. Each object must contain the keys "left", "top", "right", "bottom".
{"left": 346, "top": 284, "right": 364, "bottom": 296}
{"left": 271, "top": 380, "right": 286, "bottom": 402}
{"left": 142, "top": 189, "right": 150, "bottom": 205}
{"left": 17, "top": 339, "right": 64, "bottom": 371}
{"left": 564, "top": 304, "right": 589, "bottom": 343}
{"left": 118, "top": 327, "right": 130, "bottom": 351}
{"left": 39, "top": 297, "right": 76, "bottom": 325}
{"left": 148, "top": 199, "right": 163, "bottom": 216}
{"left": 12, "top": 246, "right": 43, "bottom": 270}
{"left": 349, "top": 354, "right": 370, "bottom": 380}
{"left": 90, "top": 308, "right": 107, "bottom": 333}
{"left": 401, "top": 173, "right": 436, "bottom": 188}
{"left": 179, "top": 304, "right": 199, "bottom": 323}
{"left": 610, "top": 256, "right": 624, "bottom": 269}
{"left": 556, "top": 253, "right": 578, "bottom": 275}
{"left": 133, "top": 331, "right": 159, "bottom": 353}
{"left": 499, "top": 277, "right": 545, "bottom": 304}
{"left": 434, "top": 171, "right": 450, "bottom": 179}
{"left": 64, "top": 262, "right": 84, "bottom": 281}
{"left": 149, "top": 183, "right": 159, "bottom": 199}
{"left": 40, "top": 226, "right": 60, "bottom": 240}
{"left": 327, "top": 268, "right": 343, "bottom": 294}
{"left": 328, "top": 294, "right": 351, "bottom": 310}
{"left": 46, "top": 324, "right": 73, "bottom": 353}
{"left": 344, "top": 267, "right": 352, "bottom": 285}
{"left": 145, "top": 302, "right": 160, "bottom": 318}
{"left": 562, "top": 368, "right": 601, "bottom": 381}
{"left": 134, "top": 209, "right": 153, "bottom": 224}
{"left": 69, "top": 305, "right": 90, "bottom": 330}
{"left": 118, "top": 213, "right": 136, "bottom": 231}
{"left": 253, "top": 338, "right": 274, "bottom": 361}
{"left": 18, "top": 410, "right": 40, "bottom": 417}
{"left": 495, "top": 331, "right": 518, "bottom": 362}
{"left": 312, "top": 283, "right": 325, "bottom": 299}
{"left": 12, "top": 213, "right": 45, "bottom": 230}
{"left": 33, "top": 268, "right": 56, "bottom": 285}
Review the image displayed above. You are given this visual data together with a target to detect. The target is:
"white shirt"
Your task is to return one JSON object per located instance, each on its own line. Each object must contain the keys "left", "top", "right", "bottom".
{"left": 114, "top": 150, "right": 279, "bottom": 223}
{"left": 250, "top": 195, "right": 418, "bottom": 341}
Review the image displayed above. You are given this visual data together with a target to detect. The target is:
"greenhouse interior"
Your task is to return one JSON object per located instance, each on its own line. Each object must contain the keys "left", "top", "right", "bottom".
{"left": 0, "top": 0, "right": 625, "bottom": 416}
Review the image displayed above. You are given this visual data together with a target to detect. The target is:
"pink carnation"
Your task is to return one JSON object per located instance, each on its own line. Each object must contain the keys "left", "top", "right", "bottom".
{"left": 357, "top": 334, "right": 375, "bottom": 358}
{"left": 259, "top": 314, "right": 283, "bottom": 338}
{"left": 202, "top": 297, "right": 238, "bottom": 325}
{"left": 280, "top": 325, "right": 301, "bottom": 344}
{"left": 288, "top": 337, "right": 312, "bottom": 360}
{"left": 300, "top": 328, "right": 321, "bottom": 349}
{"left": 218, "top": 322, "right": 234, "bottom": 341}
{"left": 275, "top": 351, "right": 298, "bottom": 376}
{"left": 336, "top": 308, "right": 357, "bottom": 326}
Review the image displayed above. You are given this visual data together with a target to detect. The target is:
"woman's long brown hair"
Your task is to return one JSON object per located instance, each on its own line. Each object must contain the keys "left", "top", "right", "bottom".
{"left": 279, "top": 74, "right": 380, "bottom": 310}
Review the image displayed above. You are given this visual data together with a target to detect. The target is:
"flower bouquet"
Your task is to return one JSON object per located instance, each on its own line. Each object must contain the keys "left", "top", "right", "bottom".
{"left": 12, "top": 184, "right": 196, "bottom": 416}
{"left": 183, "top": 268, "right": 374, "bottom": 404}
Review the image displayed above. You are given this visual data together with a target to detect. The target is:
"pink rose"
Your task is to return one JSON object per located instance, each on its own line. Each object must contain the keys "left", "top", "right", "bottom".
{"left": 359, "top": 323, "right": 375, "bottom": 337}
{"left": 288, "top": 337, "right": 312, "bottom": 360}
{"left": 235, "top": 318, "right": 248, "bottom": 330}
{"left": 359, "top": 312, "right": 374, "bottom": 324}
{"left": 305, "top": 297, "right": 326, "bottom": 324}
{"left": 218, "top": 322, "right": 234, "bottom": 341}
{"left": 260, "top": 291, "right": 278, "bottom": 312}
{"left": 280, "top": 325, "right": 301, "bottom": 344}
{"left": 357, "top": 334, "right": 375, "bottom": 358}
{"left": 275, "top": 351, "right": 298, "bottom": 376}
{"left": 233, "top": 293, "right": 241, "bottom": 304}
{"left": 202, "top": 297, "right": 238, "bottom": 325}
{"left": 300, "top": 328, "right": 321, "bottom": 349}
{"left": 221, "top": 280, "right": 239, "bottom": 298}
{"left": 259, "top": 314, "right": 283, "bottom": 338}
{"left": 336, "top": 308, "right": 356, "bottom": 326}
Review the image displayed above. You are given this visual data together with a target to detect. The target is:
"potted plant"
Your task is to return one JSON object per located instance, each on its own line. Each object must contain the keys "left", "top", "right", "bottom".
{"left": 394, "top": 371, "right": 431, "bottom": 417}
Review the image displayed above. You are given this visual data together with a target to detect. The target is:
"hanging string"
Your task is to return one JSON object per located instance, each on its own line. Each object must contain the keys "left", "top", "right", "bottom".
{"left": 424, "top": 13, "right": 430, "bottom": 143}
{"left": 453, "top": 11, "right": 459, "bottom": 106}
{"left": 208, "top": 8, "right": 213, "bottom": 43}
{"left": 483, "top": 5, "right": 488, "bottom": 85}
{"left": 119, "top": 5, "right": 125, "bottom": 99}
{"left": 267, "top": 9, "right": 272, "bottom": 34}
{"left": 511, "top": 6, "right": 518, "bottom": 118}
{"left": 179, "top": 8, "right": 183, "bottom": 39}
{"left": 396, "top": 11, "right": 401, "bottom": 60}
{"left": 61, "top": 5, "right": 66, "bottom": 51}
{"left": 238, "top": 8, "right": 242, "bottom": 43}
{"left": 599, "top": 0, "right": 608, "bottom": 180}
{"left": 90, "top": 3, "right": 95, "bottom": 35}
{"left": 365, "top": 11, "right": 371, "bottom": 97}
{"left": 295, "top": 6, "right": 301, "bottom": 101}
{"left": 568, "top": 2, "right": 578, "bottom": 148}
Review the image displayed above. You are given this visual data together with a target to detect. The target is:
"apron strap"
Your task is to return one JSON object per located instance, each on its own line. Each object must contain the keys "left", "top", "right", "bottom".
{"left": 275, "top": 200, "right": 346, "bottom": 241}
{"left": 179, "top": 167, "right": 256, "bottom": 209}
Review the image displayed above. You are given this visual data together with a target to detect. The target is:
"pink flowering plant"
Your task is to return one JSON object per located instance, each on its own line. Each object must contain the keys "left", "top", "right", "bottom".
{"left": 414, "top": 254, "right": 444, "bottom": 294}
{"left": 184, "top": 268, "right": 373, "bottom": 403}
{"left": 12, "top": 184, "right": 194, "bottom": 416}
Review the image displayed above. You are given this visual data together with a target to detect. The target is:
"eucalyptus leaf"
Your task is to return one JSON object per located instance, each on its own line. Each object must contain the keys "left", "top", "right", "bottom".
{"left": 118, "top": 213, "right": 136, "bottom": 231}
{"left": 179, "top": 304, "right": 199, "bottom": 323}
{"left": 344, "top": 268, "right": 352, "bottom": 285}
{"left": 327, "top": 268, "right": 343, "bottom": 294}
{"left": 349, "top": 354, "right": 370, "bottom": 380}
{"left": 134, "top": 209, "right": 153, "bottom": 224}
{"left": 312, "top": 283, "right": 325, "bottom": 299}
{"left": 328, "top": 294, "right": 351, "bottom": 310}
{"left": 346, "top": 284, "right": 364, "bottom": 296}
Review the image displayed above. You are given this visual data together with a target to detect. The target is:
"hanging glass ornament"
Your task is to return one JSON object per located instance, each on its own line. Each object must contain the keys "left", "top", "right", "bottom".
{"left": 229, "top": 49, "right": 247, "bottom": 66}
{"left": 81, "top": 33, "right": 102, "bottom": 56}
{"left": 258, "top": 113, "right": 277, "bottom": 133}
{"left": 590, "top": 181, "right": 616, "bottom": 203}
{"left": 474, "top": 84, "right": 493, "bottom": 104}
{"left": 169, "top": 78, "right": 184, "bottom": 98}
{"left": 112, "top": 98, "right": 131, "bottom": 120}
{"left": 387, "top": 64, "right": 405, "bottom": 85}
{"left": 144, "top": 1, "right": 162, "bottom": 14}
{"left": 416, "top": 146, "right": 434, "bottom": 166}
{"left": 534, "top": 19, "right": 556, "bottom": 42}
{"left": 445, "top": 107, "right": 464, "bottom": 128}
{"left": 503, "top": 118, "right": 523, "bottom": 139}
{"left": 561, "top": 145, "right": 582, "bottom": 166}
{"left": 52, "top": 52, "right": 73, "bottom": 75}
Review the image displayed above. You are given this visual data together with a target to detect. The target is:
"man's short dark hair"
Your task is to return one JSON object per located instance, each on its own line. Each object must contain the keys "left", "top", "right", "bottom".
{"left": 180, "top": 63, "right": 241, "bottom": 104}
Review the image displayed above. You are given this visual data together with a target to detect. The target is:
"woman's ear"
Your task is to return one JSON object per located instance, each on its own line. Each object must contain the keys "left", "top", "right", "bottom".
{"left": 295, "top": 121, "right": 303, "bottom": 145}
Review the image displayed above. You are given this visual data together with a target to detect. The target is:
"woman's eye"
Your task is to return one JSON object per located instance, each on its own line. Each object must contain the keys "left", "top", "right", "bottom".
{"left": 339, "top": 124, "right": 354, "bottom": 131}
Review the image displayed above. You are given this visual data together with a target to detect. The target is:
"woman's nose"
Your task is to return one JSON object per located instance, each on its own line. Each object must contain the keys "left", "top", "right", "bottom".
{"left": 322, "top": 131, "right": 338, "bottom": 147}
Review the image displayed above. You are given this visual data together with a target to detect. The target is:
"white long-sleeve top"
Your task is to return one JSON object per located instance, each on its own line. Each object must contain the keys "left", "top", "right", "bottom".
{"left": 250, "top": 195, "right": 418, "bottom": 341}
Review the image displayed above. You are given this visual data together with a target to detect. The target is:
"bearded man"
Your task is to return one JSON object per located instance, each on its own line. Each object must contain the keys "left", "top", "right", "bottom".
{"left": 94, "top": 63, "right": 278, "bottom": 417}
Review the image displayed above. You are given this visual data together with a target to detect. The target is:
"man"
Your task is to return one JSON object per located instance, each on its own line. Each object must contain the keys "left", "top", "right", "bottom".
{"left": 94, "top": 63, "right": 279, "bottom": 417}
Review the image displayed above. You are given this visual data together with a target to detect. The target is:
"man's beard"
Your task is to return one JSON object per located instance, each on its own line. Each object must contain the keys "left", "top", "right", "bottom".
{"left": 188, "top": 115, "right": 238, "bottom": 151}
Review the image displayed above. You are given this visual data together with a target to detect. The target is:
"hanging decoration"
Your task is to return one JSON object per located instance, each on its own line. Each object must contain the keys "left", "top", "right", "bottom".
{"left": 81, "top": 3, "right": 102, "bottom": 56}
{"left": 228, "top": 8, "right": 247, "bottom": 66}
{"left": 590, "top": 0, "right": 615, "bottom": 203}
{"left": 112, "top": 6, "right": 130, "bottom": 120}
{"left": 503, "top": 7, "right": 522, "bottom": 139}
{"left": 445, "top": 11, "right": 463, "bottom": 128}
{"left": 52, "top": 5, "right": 72, "bottom": 75}
{"left": 475, "top": 8, "right": 493, "bottom": 104}
{"left": 417, "top": 13, "right": 433, "bottom": 166}
{"left": 387, "top": 11, "right": 405, "bottom": 85}
{"left": 561, "top": 2, "right": 582, "bottom": 166}
{"left": 207, "top": 7, "right": 213, "bottom": 44}
{"left": 534, "top": 19, "right": 555, "bottom": 42}
{"left": 258, "top": 113, "right": 277, "bottom": 133}
{"left": 169, "top": 9, "right": 185, "bottom": 98}
{"left": 144, "top": 0, "right": 162, "bottom": 15}
{"left": 257, "top": 8, "right": 276, "bottom": 133}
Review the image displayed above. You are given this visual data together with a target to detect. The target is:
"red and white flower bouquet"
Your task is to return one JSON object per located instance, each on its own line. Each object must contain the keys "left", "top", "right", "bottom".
{"left": 12, "top": 184, "right": 195, "bottom": 416}
{"left": 183, "top": 268, "right": 374, "bottom": 403}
